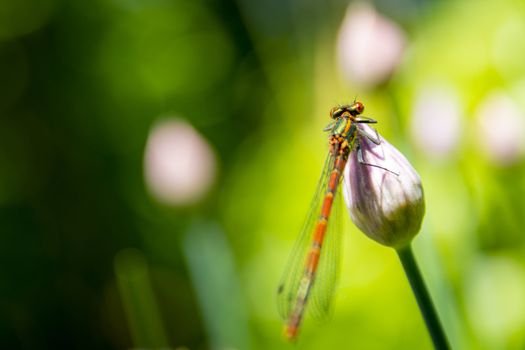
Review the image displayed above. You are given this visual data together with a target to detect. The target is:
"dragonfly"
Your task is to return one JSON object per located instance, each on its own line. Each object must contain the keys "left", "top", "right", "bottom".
{"left": 277, "top": 101, "right": 392, "bottom": 341}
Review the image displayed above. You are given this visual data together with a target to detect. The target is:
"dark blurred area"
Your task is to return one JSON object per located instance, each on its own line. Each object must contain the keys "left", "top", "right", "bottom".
{"left": 0, "top": 1, "right": 264, "bottom": 348}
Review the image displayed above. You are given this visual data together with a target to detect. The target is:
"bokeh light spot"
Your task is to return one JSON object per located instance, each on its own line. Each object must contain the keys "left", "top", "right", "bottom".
{"left": 336, "top": 3, "right": 406, "bottom": 88}
{"left": 410, "top": 84, "right": 463, "bottom": 158}
{"left": 475, "top": 91, "right": 525, "bottom": 165}
{"left": 144, "top": 118, "right": 216, "bottom": 206}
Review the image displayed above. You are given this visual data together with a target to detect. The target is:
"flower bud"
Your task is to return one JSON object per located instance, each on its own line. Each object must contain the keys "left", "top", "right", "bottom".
{"left": 343, "top": 125, "right": 425, "bottom": 249}
{"left": 336, "top": 3, "right": 406, "bottom": 88}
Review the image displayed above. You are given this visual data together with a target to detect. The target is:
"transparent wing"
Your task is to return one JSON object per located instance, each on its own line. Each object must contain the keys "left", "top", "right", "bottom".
{"left": 309, "top": 188, "right": 343, "bottom": 320}
{"left": 276, "top": 152, "right": 338, "bottom": 320}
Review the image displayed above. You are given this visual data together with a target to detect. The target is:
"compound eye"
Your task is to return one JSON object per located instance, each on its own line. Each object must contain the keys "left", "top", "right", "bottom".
{"left": 330, "top": 106, "right": 342, "bottom": 119}
{"left": 354, "top": 102, "right": 364, "bottom": 114}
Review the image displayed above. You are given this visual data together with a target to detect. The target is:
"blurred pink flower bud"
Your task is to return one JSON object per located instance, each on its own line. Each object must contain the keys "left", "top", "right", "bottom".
{"left": 144, "top": 118, "right": 216, "bottom": 205}
{"left": 475, "top": 92, "right": 525, "bottom": 165}
{"left": 410, "top": 84, "right": 463, "bottom": 158}
{"left": 343, "top": 125, "right": 425, "bottom": 248}
{"left": 336, "top": 3, "right": 406, "bottom": 87}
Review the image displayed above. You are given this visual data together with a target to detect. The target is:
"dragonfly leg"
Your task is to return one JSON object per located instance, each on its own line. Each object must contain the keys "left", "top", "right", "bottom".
{"left": 356, "top": 141, "right": 399, "bottom": 176}
{"left": 357, "top": 126, "right": 381, "bottom": 145}
{"left": 355, "top": 116, "right": 377, "bottom": 124}
{"left": 323, "top": 121, "right": 335, "bottom": 132}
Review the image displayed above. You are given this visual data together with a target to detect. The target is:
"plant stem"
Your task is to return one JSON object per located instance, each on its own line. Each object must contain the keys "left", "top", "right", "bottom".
{"left": 397, "top": 244, "right": 450, "bottom": 350}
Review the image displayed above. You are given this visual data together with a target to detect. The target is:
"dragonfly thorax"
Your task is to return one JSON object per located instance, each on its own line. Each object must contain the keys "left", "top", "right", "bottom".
{"left": 325, "top": 101, "right": 374, "bottom": 139}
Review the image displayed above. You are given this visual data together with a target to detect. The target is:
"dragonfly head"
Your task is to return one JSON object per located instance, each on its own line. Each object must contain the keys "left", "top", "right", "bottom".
{"left": 329, "top": 102, "right": 365, "bottom": 119}
{"left": 349, "top": 101, "right": 365, "bottom": 115}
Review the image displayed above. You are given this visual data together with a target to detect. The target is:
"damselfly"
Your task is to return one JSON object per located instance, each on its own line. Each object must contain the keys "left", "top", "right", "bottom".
{"left": 277, "top": 101, "right": 392, "bottom": 340}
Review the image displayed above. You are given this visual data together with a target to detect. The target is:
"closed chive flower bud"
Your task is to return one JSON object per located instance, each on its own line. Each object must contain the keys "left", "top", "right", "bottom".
{"left": 342, "top": 124, "right": 425, "bottom": 249}
{"left": 343, "top": 123, "right": 448, "bottom": 349}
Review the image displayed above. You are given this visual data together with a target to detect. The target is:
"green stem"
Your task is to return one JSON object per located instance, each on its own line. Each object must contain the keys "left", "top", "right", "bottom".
{"left": 397, "top": 245, "right": 450, "bottom": 350}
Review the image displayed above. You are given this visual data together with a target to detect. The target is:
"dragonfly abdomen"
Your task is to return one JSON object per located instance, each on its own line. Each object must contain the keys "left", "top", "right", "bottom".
{"left": 308, "top": 154, "right": 347, "bottom": 272}
{"left": 285, "top": 153, "right": 348, "bottom": 340}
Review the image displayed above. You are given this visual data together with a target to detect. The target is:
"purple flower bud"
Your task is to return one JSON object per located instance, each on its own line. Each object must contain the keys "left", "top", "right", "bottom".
{"left": 336, "top": 3, "right": 406, "bottom": 88}
{"left": 343, "top": 125, "right": 425, "bottom": 249}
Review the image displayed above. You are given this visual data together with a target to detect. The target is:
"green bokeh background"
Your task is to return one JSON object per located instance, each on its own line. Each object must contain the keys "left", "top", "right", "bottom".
{"left": 1, "top": 0, "right": 525, "bottom": 349}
